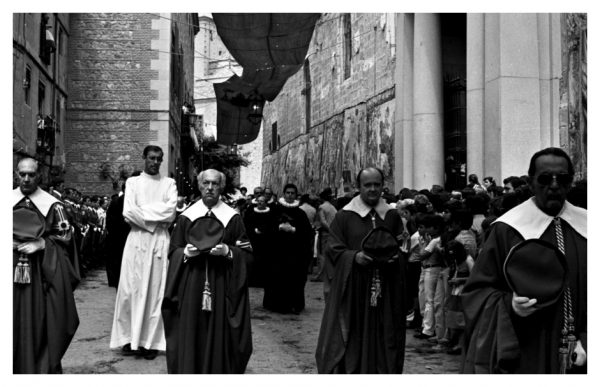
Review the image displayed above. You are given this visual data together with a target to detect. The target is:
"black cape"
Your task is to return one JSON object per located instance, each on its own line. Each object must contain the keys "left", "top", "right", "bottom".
{"left": 315, "top": 208, "right": 407, "bottom": 373}
{"left": 243, "top": 207, "right": 277, "bottom": 288}
{"left": 161, "top": 212, "right": 253, "bottom": 373}
{"left": 262, "top": 203, "right": 313, "bottom": 313}
{"left": 104, "top": 194, "right": 129, "bottom": 288}
{"left": 461, "top": 220, "right": 587, "bottom": 373}
{"left": 13, "top": 198, "right": 80, "bottom": 374}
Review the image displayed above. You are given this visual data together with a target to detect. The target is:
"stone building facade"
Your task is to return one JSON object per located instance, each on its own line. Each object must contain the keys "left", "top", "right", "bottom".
{"left": 65, "top": 13, "right": 198, "bottom": 195}
{"left": 194, "top": 14, "right": 263, "bottom": 191}
{"left": 261, "top": 13, "right": 587, "bottom": 196}
{"left": 13, "top": 13, "right": 70, "bottom": 186}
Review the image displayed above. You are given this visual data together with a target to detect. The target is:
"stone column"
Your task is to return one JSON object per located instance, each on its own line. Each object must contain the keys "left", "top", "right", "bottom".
{"left": 484, "top": 14, "right": 543, "bottom": 179}
{"left": 537, "top": 13, "right": 562, "bottom": 149}
{"left": 466, "top": 13, "right": 485, "bottom": 180}
{"left": 413, "top": 13, "right": 444, "bottom": 190}
{"left": 394, "top": 13, "right": 414, "bottom": 192}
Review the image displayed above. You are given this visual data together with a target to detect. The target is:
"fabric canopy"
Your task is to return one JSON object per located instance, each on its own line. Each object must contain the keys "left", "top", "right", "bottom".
{"left": 212, "top": 13, "right": 320, "bottom": 145}
{"left": 213, "top": 75, "right": 265, "bottom": 145}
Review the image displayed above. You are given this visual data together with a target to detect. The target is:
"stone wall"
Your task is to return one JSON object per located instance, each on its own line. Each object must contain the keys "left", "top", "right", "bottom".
{"left": 261, "top": 13, "right": 397, "bottom": 195}
{"left": 262, "top": 88, "right": 395, "bottom": 196}
{"left": 560, "top": 14, "right": 587, "bottom": 181}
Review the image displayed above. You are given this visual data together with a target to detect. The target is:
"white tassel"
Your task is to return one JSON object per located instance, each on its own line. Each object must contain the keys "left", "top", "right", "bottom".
{"left": 14, "top": 254, "right": 31, "bottom": 284}
{"left": 202, "top": 263, "right": 212, "bottom": 312}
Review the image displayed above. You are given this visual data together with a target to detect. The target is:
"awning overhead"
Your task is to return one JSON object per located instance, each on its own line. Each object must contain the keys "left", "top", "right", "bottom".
{"left": 211, "top": 13, "right": 320, "bottom": 144}
{"left": 214, "top": 75, "right": 265, "bottom": 146}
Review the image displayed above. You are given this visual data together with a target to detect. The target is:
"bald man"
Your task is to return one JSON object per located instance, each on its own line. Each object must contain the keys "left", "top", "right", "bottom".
{"left": 316, "top": 167, "right": 407, "bottom": 373}
{"left": 13, "top": 158, "right": 80, "bottom": 373}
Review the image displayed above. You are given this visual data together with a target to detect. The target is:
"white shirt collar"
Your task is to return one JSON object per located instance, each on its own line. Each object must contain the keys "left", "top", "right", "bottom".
{"left": 13, "top": 187, "right": 59, "bottom": 217}
{"left": 342, "top": 195, "right": 391, "bottom": 220}
{"left": 494, "top": 197, "right": 586, "bottom": 240}
{"left": 181, "top": 198, "right": 237, "bottom": 227}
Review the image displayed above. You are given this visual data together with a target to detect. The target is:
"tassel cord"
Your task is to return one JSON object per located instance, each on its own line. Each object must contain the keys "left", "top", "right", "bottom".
{"left": 202, "top": 260, "right": 212, "bottom": 312}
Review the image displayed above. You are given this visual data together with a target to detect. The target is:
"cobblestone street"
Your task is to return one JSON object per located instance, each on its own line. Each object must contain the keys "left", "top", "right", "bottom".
{"left": 62, "top": 269, "right": 461, "bottom": 374}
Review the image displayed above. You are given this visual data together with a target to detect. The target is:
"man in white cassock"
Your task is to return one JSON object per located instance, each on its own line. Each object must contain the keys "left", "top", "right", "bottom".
{"left": 110, "top": 145, "right": 177, "bottom": 360}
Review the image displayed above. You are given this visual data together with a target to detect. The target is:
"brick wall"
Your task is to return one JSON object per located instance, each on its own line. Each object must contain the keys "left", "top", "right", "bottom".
{"left": 65, "top": 13, "right": 196, "bottom": 195}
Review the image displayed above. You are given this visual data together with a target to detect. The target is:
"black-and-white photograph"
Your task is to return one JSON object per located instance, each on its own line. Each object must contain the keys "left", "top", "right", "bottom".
{"left": 10, "top": 5, "right": 589, "bottom": 377}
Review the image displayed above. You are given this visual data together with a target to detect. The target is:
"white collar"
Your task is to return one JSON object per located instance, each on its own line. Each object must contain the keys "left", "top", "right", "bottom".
{"left": 253, "top": 206, "right": 271, "bottom": 213}
{"left": 181, "top": 198, "right": 237, "bottom": 227}
{"left": 13, "top": 187, "right": 59, "bottom": 217}
{"left": 494, "top": 197, "right": 586, "bottom": 240}
{"left": 342, "top": 195, "right": 391, "bottom": 220}
{"left": 278, "top": 197, "right": 300, "bottom": 208}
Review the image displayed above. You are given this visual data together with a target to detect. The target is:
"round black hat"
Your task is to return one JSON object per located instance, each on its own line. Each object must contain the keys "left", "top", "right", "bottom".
{"left": 503, "top": 239, "right": 568, "bottom": 308}
{"left": 361, "top": 226, "right": 400, "bottom": 264}
{"left": 187, "top": 216, "right": 224, "bottom": 252}
{"left": 13, "top": 207, "right": 45, "bottom": 242}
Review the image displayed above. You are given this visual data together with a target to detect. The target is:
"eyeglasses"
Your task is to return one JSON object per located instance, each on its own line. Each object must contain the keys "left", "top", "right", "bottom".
{"left": 536, "top": 173, "right": 572, "bottom": 186}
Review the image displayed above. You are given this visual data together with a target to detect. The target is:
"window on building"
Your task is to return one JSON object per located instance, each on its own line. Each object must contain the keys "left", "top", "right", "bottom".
{"left": 271, "top": 122, "right": 278, "bottom": 153}
{"left": 39, "top": 13, "right": 55, "bottom": 65}
{"left": 38, "top": 82, "right": 46, "bottom": 115}
{"left": 343, "top": 13, "right": 352, "bottom": 80}
{"left": 170, "top": 27, "right": 183, "bottom": 108}
{"left": 55, "top": 96, "right": 61, "bottom": 131}
{"left": 24, "top": 66, "right": 31, "bottom": 105}
{"left": 303, "top": 59, "right": 311, "bottom": 133}
{"left": 58, "top": 27, "right": 66, "bottom": 56}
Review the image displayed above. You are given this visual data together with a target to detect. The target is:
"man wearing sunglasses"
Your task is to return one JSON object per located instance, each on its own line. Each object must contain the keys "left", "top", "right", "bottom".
{"left": 461, "top": 147, "right": 587, "bottom": 374}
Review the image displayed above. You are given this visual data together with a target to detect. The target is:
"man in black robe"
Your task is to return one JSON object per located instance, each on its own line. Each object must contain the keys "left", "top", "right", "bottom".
{"left": 104, "top": 181, "right": 130, "bottom": 289}
{"left": 13, "top": 158, "right": 80, "bottom": 373}
{"left": 243, "top": 194, "right": 276, "bottom": 288}
{"left": 263, "top": 183, "right": 313, "bottom": 314}
{"left": 461, "top": 147, "right": 587, "bottom": 373}
{"left": 162, "top": 169, "right": 253, "bottom": 373}
{"left": 315, "top": 167, "right": 407, "bottom": 373}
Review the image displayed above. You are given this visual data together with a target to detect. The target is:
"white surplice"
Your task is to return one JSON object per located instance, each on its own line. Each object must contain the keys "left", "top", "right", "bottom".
{"left": 110, "top": 172, "right": 177, "bottom": 351}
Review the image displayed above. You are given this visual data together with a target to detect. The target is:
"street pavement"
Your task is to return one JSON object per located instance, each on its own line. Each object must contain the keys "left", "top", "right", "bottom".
{"left": 62, "top": 269, "right": 461, "bottom": 374}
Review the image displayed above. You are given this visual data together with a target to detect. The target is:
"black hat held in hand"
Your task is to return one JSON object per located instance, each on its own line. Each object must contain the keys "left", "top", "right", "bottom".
{"left": 361, "top": 226, "right": 400, "bottom": 264}
{"left": 503, "top": 239, "right": 568, "bottom": 308}
{"left": 187, "top": 216, "right": 225, "bottom": 253}
{"left": 13, "top": 207, "right": 46, "bottom": 242}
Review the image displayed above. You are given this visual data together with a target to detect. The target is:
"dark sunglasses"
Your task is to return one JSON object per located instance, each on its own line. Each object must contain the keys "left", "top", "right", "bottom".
{"left": 536, "top": 173, "right": 572, "bottom": 186}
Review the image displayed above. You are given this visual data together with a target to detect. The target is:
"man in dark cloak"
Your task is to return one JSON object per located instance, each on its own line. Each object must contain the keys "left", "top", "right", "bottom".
{"left": 461, "top": 147, "right": 587, "bottom": 373}
{"left": 243, "top": 193, "right": 276, "bottom": 288}
{"left": 104, "top": 181, "right": 130, "bottom": 289}
{"left": 263, "top": 183, "right": 313, "bottom": 314}
{"left": 315, "top": 167, "right": 407, "bottom": 373}
{"left": 162, "top": 169, "right": 253, "bottom": 373}
{"left": 13, "top": 158, "right": 80, "bottom": 373}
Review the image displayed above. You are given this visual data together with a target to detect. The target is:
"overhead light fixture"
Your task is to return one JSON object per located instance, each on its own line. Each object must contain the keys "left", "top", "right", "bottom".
{"left": 247, "top": 98, "right": 264, "bottom": 125}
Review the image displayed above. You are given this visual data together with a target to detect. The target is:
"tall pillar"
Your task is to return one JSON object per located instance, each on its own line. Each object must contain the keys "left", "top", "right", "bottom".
{"left": 466, "top": 14, "right": 485, "bottom": 180}
{"left": 537, "top": 13, "right": 562, "bottom": 149}
{"left": 484, "top": 14, "right": 543, "bottom": 179}
{"left": 413, "top": 13, "right": 444, "bottom": 190}
{"left": 394, "top": 13, "right": 414, "bottom": 192}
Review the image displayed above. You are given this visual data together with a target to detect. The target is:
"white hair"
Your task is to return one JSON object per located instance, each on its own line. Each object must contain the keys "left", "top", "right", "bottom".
{"left": 17, "top": 157, "right": 39, "bottom": 172}
{"left": 197, "top": 169, "right": 226, "bottom": 190}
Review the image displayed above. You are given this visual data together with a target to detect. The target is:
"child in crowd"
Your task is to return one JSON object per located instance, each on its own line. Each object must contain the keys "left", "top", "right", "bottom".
{"left": 444, "top": 240, "right": 473, "bottom": 355}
